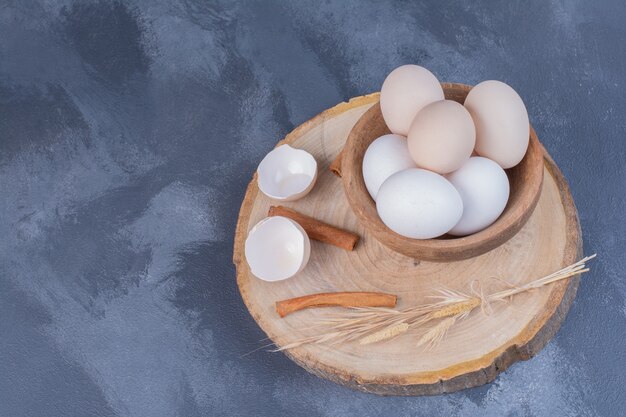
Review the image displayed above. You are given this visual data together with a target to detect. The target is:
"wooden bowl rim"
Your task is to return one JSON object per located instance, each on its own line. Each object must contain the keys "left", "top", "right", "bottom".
{"left": 341, "top": 83, "right": 545, "bottom": 261}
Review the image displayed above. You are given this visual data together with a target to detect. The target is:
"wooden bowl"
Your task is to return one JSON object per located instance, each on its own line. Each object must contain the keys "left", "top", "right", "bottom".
{"left": 341, "top": 83, "right": 544, "bottom": 262}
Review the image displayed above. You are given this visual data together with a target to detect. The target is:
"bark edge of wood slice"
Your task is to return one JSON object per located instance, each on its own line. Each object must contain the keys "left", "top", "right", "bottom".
{"left": 233, "top": 94, "right": 583, "bottom": 396}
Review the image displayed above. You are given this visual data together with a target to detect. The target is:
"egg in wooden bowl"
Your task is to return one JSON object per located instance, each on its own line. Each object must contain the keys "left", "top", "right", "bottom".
{"left": 340, "top": 83, "right": 544, "bottom": 262}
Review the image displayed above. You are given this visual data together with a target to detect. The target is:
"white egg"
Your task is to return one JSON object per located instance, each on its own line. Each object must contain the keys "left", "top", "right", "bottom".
{"left": 257, "top": 144, "right": 318, "bottom": 201}
{"left": 245, "top": 216, "right": 311, "bottom": 281}
{"left": 464, "top": 80, "right": 529, "bottom": 169}
{"left": 447, "top": 157, "right": 510, "bottom": 236}
{"left": 380, "top": 65, "right": 444, "bottom": 136}
{"left": 362, "top": 134, "right": 416, "bottom": 201}
{"left": 376, "top": 169, "right": 463, "bottom": 239}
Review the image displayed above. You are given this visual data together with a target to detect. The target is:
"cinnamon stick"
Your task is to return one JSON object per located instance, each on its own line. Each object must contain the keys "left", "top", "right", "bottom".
{"left": 329, "top": 150, "right": 344, "bottom": 177}
{"left": 276, "top": 292, "right": 397, "bottom": 317}
{"left": 268, "top": 206, "right": 359, "bottom": 251}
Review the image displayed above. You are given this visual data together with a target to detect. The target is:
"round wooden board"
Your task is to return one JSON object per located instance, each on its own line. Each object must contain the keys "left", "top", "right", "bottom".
{"left": 233, "top": 94, "right": 583, "bottom": 396}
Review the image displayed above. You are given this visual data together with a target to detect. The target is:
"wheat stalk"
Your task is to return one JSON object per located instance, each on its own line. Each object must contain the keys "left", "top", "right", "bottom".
{"left": 430, "top": 298, "right": 481, "bottom": 318}
{"left": 359, "top": 322, "right": 409, "bottom": 345}
{"left": 272, "top": 255, "right": 595, "bottom": 351}
{"left": 417, "top": 316, "right": 459, "bottom": 349}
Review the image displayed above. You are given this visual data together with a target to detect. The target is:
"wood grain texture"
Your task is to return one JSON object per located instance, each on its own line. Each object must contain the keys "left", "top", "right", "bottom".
{"left": 233, "top": 94, "right": 582, "bottom": 396}
{"left": 341, "top": 83, "right": 545, "bottom": 262}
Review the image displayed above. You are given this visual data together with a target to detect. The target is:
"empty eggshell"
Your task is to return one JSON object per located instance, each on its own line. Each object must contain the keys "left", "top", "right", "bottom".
{"left": 362, "top": 134, "right": 416, "bottom": 201}
{"left": 245, "top": 216, "right": 311, "bottom": 282}
{"left": 447, "top": 157, "right": 510, "bottom": 236}
{"left": 376, "top": 168, "right": 463, "bottom": 239}
{"left": 464, "top": 80, "right": 530, "bottom": 169}
{"left": 380, "top": 65, "right": 445, "bottom": 136}
{"left": 408, "top": 100, "right": 476, "bottom": 174}
{"left": 257, "top": 144, "right": 318, "bottom": 201}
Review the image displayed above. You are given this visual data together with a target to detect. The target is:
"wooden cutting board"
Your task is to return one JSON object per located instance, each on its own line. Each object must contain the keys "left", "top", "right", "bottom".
{"left": 233, "top": 94, "right": 582, "bottom": 396}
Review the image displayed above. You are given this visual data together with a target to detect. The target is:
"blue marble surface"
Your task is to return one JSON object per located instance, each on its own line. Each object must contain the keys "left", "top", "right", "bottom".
{"left": 1, "top": 1, "right": 625, "bottom": 416}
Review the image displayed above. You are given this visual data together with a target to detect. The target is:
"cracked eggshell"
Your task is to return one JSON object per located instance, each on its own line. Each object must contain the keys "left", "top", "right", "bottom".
{"left": 464, "top": 80, "right": 530, "bottom": 169}
{"left": 447, "top": 157, "right": 510, "bottom": 236}
{"left": 380, "top": 65, "right": 444, "bottom": 136}
{"left": 245, "top": 216, "right": 311, "bottom": 282}
{"left": 362, "top": 134, "right": 416, "bottom": 201}
{"left": 376, "top": 168, "right": 463, "bottom": 239}
{"left": 257, "top": 144, "right": 318, "bottom": 201}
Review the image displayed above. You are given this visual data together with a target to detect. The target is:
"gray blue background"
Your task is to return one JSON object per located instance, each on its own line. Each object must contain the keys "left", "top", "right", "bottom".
{"left": 1, "top": 1, "right": 625, "bottom": 416}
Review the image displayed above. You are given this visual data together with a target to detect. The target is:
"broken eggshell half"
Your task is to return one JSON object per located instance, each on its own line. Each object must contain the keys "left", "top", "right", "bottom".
{"left": 257, "top": 144, "right": 318, "bottom": 201}
{"left": 244, "top": 216, "right": 311, "bottom": 282}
